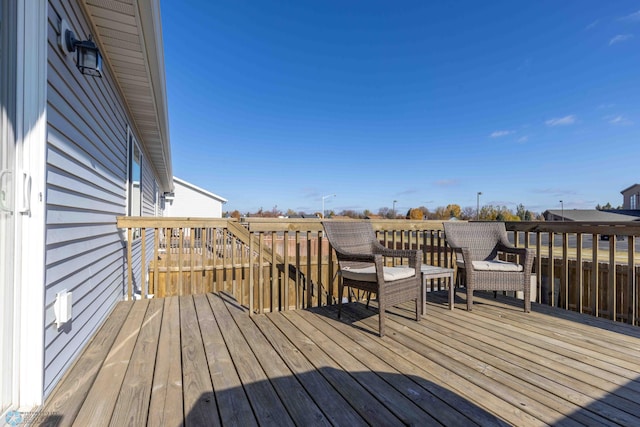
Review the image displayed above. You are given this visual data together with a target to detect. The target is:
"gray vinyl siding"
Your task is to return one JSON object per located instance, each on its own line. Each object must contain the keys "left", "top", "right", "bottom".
{"left": 127, "top": 160, "right": 159, "bottom": 295}
{"left": 43, "top": 1, "right": 161, "bottom": 397}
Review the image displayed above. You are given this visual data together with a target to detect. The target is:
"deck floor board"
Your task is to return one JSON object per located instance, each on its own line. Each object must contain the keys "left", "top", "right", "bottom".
{"left": 39, "top": 292, "right": 640, "bottom": 426}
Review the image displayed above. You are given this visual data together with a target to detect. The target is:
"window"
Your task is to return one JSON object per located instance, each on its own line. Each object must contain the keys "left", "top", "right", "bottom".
{"left": 128, "top": 129, "right": 142, "bottom": 238}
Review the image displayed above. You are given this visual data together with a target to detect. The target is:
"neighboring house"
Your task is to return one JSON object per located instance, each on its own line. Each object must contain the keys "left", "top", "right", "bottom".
{"left": 164, "top": 176, "right": 227, "bottom": 218}
{"left": 544, "top": 184, "right": 640, "bottom": 222}
{"left": 621, "top": 184, "right": 640, "bottom": 210}
{"left": 543, "top": 209, "right": 640, "bottom": 222}
{"left": 1, "top": 0, "right": 171, "bottom": 414}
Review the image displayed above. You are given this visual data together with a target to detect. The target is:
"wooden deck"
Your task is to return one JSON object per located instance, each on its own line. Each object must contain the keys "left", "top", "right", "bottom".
{"left": 39, "top": 292, "right": 640, "bottom": 426}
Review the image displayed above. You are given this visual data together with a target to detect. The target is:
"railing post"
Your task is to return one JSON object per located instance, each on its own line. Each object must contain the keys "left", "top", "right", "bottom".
{"left": 295, "top": 231, "right": 301, "bottom": 310}
{"left": 127, "top": 227, "right": 133, "bottom": 300}
{"left": 561, "top": 232, "right": 568, "bottom": 310}
{"left": 317, "top": 230, "right": 323, "bottom": 307}
{"left": 284, "top": 230, "right": 289, "bottom": 310}
{"left": 576, "top": 233, "right": 583, "bottom": 313}
{"left": 190, "top": 227, "right": 195, "bottom": 295}
{"left": 548, "top": 231, "right": 555, "bottom": 306}
{"left": 259, "top": 232, "right": 264, "bottom": 314}
{"left": 306, "top": 231, "right": 312, "bottom": 308}
{"left": 591, "top": 233, "right": 599, "bottom": 317}
{"left": 249, "top": 232, "right": 254, "bottom": 315}
{"left": 178, "top": 227, "right": 184, "bottom": 296}
{"left": 628, "top": 235, "right": 636, "bottom": 325}
{"left": 141, "top": 228, "right": 147, "bottom": 299}
{"left": 609, "top": 235, "right": 617, "bottom": 320}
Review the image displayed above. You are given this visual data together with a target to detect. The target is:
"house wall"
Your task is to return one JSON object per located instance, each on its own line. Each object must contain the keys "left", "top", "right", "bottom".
{"left": 43, "top": 1, "right": 161, "bottom": 397}
{"left": 166, "top": 179, "right": 225, "bottom": 218}
{"left": 621, "top": 184, "right": 640, "bottom": 210}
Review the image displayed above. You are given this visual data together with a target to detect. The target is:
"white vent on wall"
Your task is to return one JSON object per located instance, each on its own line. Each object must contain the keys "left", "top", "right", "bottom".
{"left": 54, "top": 289, "right": 73, "bottom": 329}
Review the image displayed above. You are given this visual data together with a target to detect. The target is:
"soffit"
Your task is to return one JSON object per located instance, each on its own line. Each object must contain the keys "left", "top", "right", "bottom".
{"left": 80, "top": 0, "right": 173, "bottom": 192}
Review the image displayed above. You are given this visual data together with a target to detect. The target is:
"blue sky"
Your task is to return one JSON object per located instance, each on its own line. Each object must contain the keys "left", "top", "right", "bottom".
{"left": 161, "top": 1, "right": 640, "bottom": 215}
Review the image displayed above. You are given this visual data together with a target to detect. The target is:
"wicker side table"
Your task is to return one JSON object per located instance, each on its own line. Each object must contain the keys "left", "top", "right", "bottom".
{"left": 420, "top": 264, "right": 455, "bottom": 315}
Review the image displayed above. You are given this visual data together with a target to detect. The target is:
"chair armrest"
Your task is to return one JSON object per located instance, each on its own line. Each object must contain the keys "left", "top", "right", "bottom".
{"left": 497, "top": 245, "right": 535, "bottom": 273}
{"left": 374, "top": 248, "right": 422, "bottom": 268}
{"left": 334, "top": 252, "right": 377, "bottom": 264}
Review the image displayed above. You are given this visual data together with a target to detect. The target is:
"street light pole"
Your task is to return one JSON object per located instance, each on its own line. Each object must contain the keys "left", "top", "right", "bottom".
{"left": 392, "top": 200, "right": 397, "bottom": 219}
{"left": 322, "top": 194, "right": 336, "bottom": 219}
{"left": 476, "top": 192, "right": 482, "bottom": 221}
{"left": 560, "top": 200, "right": 564, "bottom": 221}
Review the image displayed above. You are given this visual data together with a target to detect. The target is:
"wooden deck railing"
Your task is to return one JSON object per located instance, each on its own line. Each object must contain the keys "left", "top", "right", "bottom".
{"left": 506, "top": 221, "right": 640, "bottom": 325}
{"left": 116, "top": 217, "right": 640, "bottom": 326}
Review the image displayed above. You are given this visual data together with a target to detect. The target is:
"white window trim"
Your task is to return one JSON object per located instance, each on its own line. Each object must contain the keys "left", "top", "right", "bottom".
{"left": 126, "top": 127, "right": 143, "bottom": 238}
{"left": 14, "top": 0, "right": 47, "bottom": 410}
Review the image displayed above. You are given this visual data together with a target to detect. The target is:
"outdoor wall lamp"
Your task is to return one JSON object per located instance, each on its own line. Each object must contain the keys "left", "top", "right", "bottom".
{"left": 60, "top": 20, "right": 102, "bottom": 77}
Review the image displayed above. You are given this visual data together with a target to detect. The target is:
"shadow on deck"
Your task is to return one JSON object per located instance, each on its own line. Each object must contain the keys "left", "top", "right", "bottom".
{"left": 38, "top": 291, "right": 640, "bottom": 426}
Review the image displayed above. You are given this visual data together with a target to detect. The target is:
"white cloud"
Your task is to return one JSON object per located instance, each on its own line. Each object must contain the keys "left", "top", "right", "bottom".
{"left": 621, "top": 10, "right": 640, "bottom": 21}
{"left": 585, "top": 20, "right": 599, "bottom": 30}
{"left": 608, "top": 115, "right": 633, "bottom": 125}
{"left": 489, "top": 130, "right": 513, "bottom": 138}
{"left": 609, "top": 34, "right": 633, "bottom": 46}
{"left": 517, "top": 136, "right": 529, "bottom": 143}
{"left": 545, "top": 115, "right": 576, "bottom": 126}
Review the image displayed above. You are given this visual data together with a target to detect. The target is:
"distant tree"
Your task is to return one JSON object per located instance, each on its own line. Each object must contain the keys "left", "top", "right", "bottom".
{"left": 339, "top": 209, "right": 363, "bottom": 218}
{"left": 417, "top": 206, "right": 431, "bottom": 219}
{"left": 363, "top": 209, "right": 372, "bottom": 218}
{"left": 378, "top": 207, "right": 391, "bottom": 218}
{"left": 286, "top": 208, "right": 297, "bottom": 217}
{"left": 480, "top": 204, "right": 517, "bottom": 221}
{"left": 445, "top": 204, "right": 461, "bottom": 219}
{"left": 408, "top": 208, "right": 424, "bottom": 220}
{"left": 230, "top": 210, "right": 241, "bottom": 219}
{"left": 597, "top": 202, "right": 621, "bottom": 210}
{"left": 258, "top": 205, "right": 282, "bottom": 218}
{"left": 515, "top": 204, "right": 533, "bottom": 221}
{"left": 460, "top": 206, "right": 475, "bottom": 220}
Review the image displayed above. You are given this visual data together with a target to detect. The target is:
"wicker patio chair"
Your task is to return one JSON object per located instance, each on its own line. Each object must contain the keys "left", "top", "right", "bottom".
{"left": 322, "top": 221, "right": 423, "bottom": 337}
{"left": 443, "top": 222, "right": 535, "bottom": 312}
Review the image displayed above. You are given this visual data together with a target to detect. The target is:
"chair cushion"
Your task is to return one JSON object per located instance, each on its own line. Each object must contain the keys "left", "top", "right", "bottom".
{"left": 471, "top": 260, "right": 523, "bottom": 272}
{"left": 341, "top": 266, "right": 415, "bottom": 282}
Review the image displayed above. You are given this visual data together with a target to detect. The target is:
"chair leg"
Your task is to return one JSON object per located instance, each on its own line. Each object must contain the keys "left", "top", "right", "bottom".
{"left": 338, "top": 282, "right": 344, "bottom": 319}
{"left": 449, "top": 284, "right": 455, "bottom": 310}
{"left": 467, "top": 288, "right": 473, "bottom": 311}
{"left": 365, "top": 291, "right": 372, "bottom": 309}
{"left": 378, "top": 294, "right": 385, "bottom": 337}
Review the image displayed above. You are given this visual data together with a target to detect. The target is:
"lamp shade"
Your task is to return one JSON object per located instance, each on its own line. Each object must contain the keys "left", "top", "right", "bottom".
{"left": 64, "top": 29, "right": 102, "bottom": 77}
{"left": 75, "top": 37, "right": 102, "bottom": 77}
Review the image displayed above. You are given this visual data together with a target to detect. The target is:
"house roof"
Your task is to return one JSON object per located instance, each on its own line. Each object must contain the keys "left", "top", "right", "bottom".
{"left": 545, "top": 209, "right": 640, "bottom": 222}
{"left": 80, "top": 0, "right": 173, "bottom": 192}
{"left": 621, "top": 183, "right": 640, "bottom": 194}
{"left": 173, "top": 177, "right": 228, "bottom": 203}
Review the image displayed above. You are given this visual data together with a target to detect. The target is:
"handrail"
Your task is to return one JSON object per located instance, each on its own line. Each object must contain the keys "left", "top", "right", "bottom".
{"left": 116, "top": 217, "right": 640, "bottom": 326}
